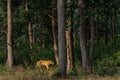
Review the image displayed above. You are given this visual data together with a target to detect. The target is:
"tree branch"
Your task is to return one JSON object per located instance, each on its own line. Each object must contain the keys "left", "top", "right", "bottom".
{"left": 0, "top": 30, "right": 7, "bottom": 34}
{"left": 44, "top": 12, "right": 52, "bottom": 19}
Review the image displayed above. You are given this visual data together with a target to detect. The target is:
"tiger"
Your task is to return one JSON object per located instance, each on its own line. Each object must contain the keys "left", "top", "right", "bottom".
{"left": 36, "top": 60, "right": 54, "bottom": 70}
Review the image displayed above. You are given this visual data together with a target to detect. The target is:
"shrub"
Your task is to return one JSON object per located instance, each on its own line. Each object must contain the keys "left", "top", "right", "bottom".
{"left": 67, "top": 68, "right": 78, "bottom": 76}
{"left": 95, "top": 56, "right": 117, "bottom": 76}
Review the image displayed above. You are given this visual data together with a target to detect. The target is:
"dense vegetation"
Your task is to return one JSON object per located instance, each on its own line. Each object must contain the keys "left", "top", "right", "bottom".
{"left": 0, "top": 0, "right": 120, "bottom": 79}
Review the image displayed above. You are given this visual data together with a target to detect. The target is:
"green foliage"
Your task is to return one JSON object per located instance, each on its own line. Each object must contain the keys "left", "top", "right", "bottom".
{"left": 30, "top": 47, "right": 55, "bottom": 64}
{"left": 0, "top": 66, "right": 15, "bottom": 75}
{"left": 13, "top": 41, "right": 55, "bottom": 67}
{"left": 96, "top": 66, "right": 117, "bottom": 76}
{"left": 13, "top": 41, "right": 30, "bottom": 65}
{"left": 52, "top": 69, "right": 61, "bottom": 77}
{"left": 94, "top": 39, "right": 120, "bottom": 76}
{"left": 0, "top": 50, "right": 6, "bottom": 64}
{"left": 67, "top": 68, "right": 78, "bottom": 76}
{"left": 74, "top": 43, "right": 81, "bottom": 65}
{"left": 95, "top": 56, "right": 117, "bottom": 76}
{"left": 114, "top": 51, "right": 120, "bottom": 65}
{"left": 0, "top": 66, "right": 8, "bottom": 73}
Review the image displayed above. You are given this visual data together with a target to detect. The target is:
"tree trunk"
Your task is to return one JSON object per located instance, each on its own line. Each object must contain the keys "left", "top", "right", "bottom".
{"left": 79, "top": 22, "right": 89, "bottom": 73}
{"left": 78, "top": 0, "right": 89, "bottom": 73}
{"left": 52, "top": 16, "right": 59, "bottom": 65}
{"left": 25, "top": 1, "right": 32, "bottom": 65}
{"left": 66, "top": 28, "right": 73, "bottom": 72}
{"left": 57, "top": 0, "right": 67, "bottom": 77}
{"left": 105, "top": 1, "right": 109, "bottom": 44}
{"left": 96, "top": 14, "right": 100, "bottom": 44}
{"left": 25, "top": 1, "right": 33, "bottom": 49}
{"left": 66, "top": 0, "right": 73, "bottom": 72}
{"left": 52, "top": 0, "right": 59, "bottom": 65}
{"left": 6, "top": 0, "right": 13, "bottom": 68}
{"left": 89, "top": 16, "right": 95, "bottom": 71}
{"left": 73, "top": 32, "right": 76, "bottom": 47}
{"left": 111, "top": 15, "right": 115, "bottom": 45}
{"left": 28, "top": 23, "right": 33, "bottom": 49}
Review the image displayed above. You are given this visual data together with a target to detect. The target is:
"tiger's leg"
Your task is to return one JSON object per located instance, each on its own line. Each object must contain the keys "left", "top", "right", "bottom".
{"left": 45, "top": 65, "right": 49, "bottom": 70}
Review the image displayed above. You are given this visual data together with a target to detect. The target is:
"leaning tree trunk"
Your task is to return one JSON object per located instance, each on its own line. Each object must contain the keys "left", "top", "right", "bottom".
{"left": 6, "top": 0, "right": 13, "bottom": 68}
{"left": 57, "top": 0, "right": 67, "bottom": 77}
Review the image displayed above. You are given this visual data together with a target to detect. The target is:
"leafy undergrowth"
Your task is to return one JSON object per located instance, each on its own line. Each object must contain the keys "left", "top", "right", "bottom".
{"left": 0, "top": 66, "right": 120, "bottom": 80}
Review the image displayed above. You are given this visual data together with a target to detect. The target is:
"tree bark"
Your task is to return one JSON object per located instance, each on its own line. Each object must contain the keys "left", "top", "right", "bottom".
{"left": 6, "top": 0, "right": 13, "bottom": 68}
{"left": 111, "top": 15, "right": 115, "bottom": 45}
{"left": 66, "top": 28, "right": 73, "bottom": 72}
{"left": 79, "top": 21, "right": 89, "bottom": 72}
{"left": 96, "top": 14, "right": 100, "bottom": 44}
{"left": 89, "top": 16, "right": 95, "bottom": 71}
{"left": 78, "top": 0, "right": 89, "bottom": 73}
{"left": 28, "top": 23, "right": 33, "bottom": 49}
{"left": 66, "top": 0, "right": 73, "bottom": 72}
{"left": 57, "top": 0, "right": 67, "bottom": 77}
{"left": 52, "top": 0, "right": 59, "bottom": 65}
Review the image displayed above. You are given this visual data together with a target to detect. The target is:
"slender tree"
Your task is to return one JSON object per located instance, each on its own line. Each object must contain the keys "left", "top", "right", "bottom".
{"left": 51, "top": 0, "right": 59, "bottom": 65}
{"left": 6, "top": 0, "right": 13, "bottom": 68}
{"left": 57, "top": 0, "right": 67, "bottom": 77}
{"left": 89, "top": 16, "right": 95, "bottom": 70}
{"left": 78, "top": 0, "right": 89, "bottom": 73}
{"left": 25, "top": 0, "right": 33, "bottom": 49}
{"left": 66, "top": 28, "right": 73, "bottom": 72}
{"left": 66, "top": 0, "right": 73, "bottom": 72}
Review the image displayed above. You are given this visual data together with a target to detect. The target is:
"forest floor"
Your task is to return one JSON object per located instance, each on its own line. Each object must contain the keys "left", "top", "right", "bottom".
{"left": 0, "top": 66, "right": 120, "bottom": 80}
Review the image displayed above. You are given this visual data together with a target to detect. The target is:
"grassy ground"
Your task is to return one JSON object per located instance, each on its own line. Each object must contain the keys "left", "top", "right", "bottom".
{"left": 0, "top": 66, "right": 53, "bottom": 80}
{"left": 0, "top": 66, "right": 120, "bottom": 80}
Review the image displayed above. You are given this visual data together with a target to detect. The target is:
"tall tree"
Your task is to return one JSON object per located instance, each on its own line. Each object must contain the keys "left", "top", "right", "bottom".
{"left": 57, "top": 0, "right": 67, "bottom": 77}
{"left": 66, "top": 28, "right": 73, "bottom": 72}
{"left": 6, "top": 0, "right": 13, "bottom": 68}
{"left": 66, "top": 0, "right": 73, "bottom": 72}
{"left": 51, "top": 0, "right": 59, "bottom": 65}
{"left": 78, "top": 0, "right": 89, "bottom": 73}
{"left": 25, "top": 0, "right": 33, "bottom": 49}
{"left": 89, "top": 16, "right": 95, "bottom": 70}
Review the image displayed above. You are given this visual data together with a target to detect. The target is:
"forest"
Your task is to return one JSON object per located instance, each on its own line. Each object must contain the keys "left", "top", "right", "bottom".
{"left": 0, "top": 0, "right": 120, "bottom": 80}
